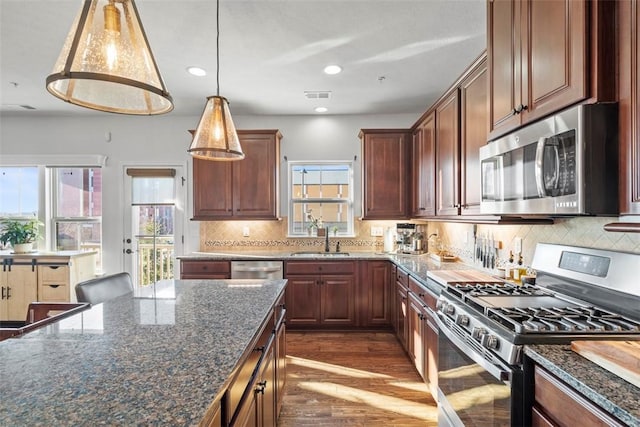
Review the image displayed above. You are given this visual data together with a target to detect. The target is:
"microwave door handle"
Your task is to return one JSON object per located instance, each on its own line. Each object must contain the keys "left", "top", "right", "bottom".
{"left": 534, "top": 137, "right": 548, "bottom": 197}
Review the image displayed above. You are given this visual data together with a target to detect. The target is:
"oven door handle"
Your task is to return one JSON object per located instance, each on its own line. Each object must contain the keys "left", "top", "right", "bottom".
{"left": 436, "top": 315, "right": 512, "bottom": 384}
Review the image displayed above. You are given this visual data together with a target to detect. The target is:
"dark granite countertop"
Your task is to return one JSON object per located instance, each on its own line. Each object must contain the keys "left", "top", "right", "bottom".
{"left": 525, "top": 344, "right": 640, "bottom": 427}
{"left": 0, "top": 278, "right": 287, "bottom": 426}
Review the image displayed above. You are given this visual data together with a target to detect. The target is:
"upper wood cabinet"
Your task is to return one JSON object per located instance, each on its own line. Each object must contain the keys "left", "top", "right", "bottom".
{"left": 411, "top": 112, "right": 436, "bottom": 218}
{"left": 618, "top": 0, "right": 640, "bottom": 216}
{"left": 360, "top": 129, "right": 410, "bottom": 219}
{"left": 192, "top": 130, "right": 281, "bottom": 220}
{"left": 488, "top": 0, "right": 614, "bottom": 140}
{"left": 460, "top": 57, "right": 488, "bottom": 215}
{"left": 435, "top": 90, "right": 461, "bottom": 216}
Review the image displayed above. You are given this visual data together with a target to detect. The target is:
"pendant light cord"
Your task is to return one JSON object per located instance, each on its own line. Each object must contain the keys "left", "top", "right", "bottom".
{"left": 216, "top": 0, "right": 220, "bottom": 97}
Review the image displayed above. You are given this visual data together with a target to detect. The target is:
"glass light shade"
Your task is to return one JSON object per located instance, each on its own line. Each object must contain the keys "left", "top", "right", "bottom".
{"left": 188, "top": 96, "right": 245, "bottom": 161}
{"left": 46, "top": 0, "right": 173, "bottom": 115}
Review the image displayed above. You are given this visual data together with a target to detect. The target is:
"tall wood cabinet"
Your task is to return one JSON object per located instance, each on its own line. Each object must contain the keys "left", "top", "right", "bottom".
{"left": 435, "top": 90, "right": 461, "bottom": 216}
{"left": 360, "top": 129, "right": 410, "bottom": 219}
{"left": 192, "top": 130, "right": 281, "bottom": 220}
{"left": 618, "top": 0, "right": 640, "bottom": 216}
{"left": 460, "top": 57, "right": 488, "bottom": 215}
{"left": 411, "top": 112, "right": 436, "bottom": 218}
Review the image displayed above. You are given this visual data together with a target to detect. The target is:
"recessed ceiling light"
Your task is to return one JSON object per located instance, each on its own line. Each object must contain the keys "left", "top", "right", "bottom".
{"left": 187, "top": 66, "right": 207, "bottom": 77}
{"left": 315, "top": 107, "right": 328, "bottom": 113}
{"left": 323, "top": 65, "right": 342, "bottom": 75}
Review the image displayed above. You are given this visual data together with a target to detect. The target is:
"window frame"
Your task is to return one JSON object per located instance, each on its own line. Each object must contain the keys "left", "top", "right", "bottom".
{"left": 287, "top": 160, "right": 355, "bottom": 237}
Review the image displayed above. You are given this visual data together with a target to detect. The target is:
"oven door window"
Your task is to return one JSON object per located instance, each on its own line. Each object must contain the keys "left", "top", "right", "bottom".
{"left": 438, "top": 332, "right": 511, "bottom": 426}
{"left": 540, "top": 130, "right": 576, "bottom": 197}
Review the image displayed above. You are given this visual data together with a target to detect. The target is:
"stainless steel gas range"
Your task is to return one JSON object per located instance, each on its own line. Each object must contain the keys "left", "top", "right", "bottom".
{"left": 432, "top": 243, "right": 640, "bottom": 427}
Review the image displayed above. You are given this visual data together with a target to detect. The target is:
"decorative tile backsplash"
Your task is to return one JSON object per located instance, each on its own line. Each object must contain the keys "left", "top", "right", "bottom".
{"left": 199, "top": 217, "right": 640, "bottom": 271}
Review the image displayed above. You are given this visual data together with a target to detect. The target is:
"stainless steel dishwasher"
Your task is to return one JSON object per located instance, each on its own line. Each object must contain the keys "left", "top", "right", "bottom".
{"left": 230, "top": 260, "right": 283, "bottom": 280}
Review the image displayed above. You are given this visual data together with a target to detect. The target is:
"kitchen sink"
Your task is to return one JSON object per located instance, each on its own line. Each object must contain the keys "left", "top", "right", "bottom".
{"left": 290, "top": 251, "right": 350, "bottom": 256}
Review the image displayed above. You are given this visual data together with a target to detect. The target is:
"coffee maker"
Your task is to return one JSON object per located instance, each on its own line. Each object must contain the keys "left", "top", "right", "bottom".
{"left": 396, "top": 223, "right": 425, "bottom": 254}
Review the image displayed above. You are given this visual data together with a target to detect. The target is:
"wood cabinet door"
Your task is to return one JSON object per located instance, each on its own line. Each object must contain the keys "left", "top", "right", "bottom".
{"left": 412, "top": 113, "right": 436, "bottom": 217}
{"left": 192, "top": 158, "right": 233, "bottom": 219}
{"left": 362, "top": 261, "right": 391, "bottom": 327}
{"left": 488, "top": 0, "right": 522, "bottom": 137}
{"left": 3, "top": 265, "right": 38, "bottom": 321}
{"left": 320, "top": 274, "right": 356, "bottom": 326}
{"left": 523, "top": 0, "right": 587, "bottom": 123}
{"left": 233, "top": 131, "right": 280, "bottom": 219}
{"left": 284, "top": 276, "right": 321, "bottom": 326}
{"left": 361, "top": 130, "right": 410, "bottom": 219}
{"left": 275, "top": 321, "right": 286, "bottom": 418}
{"left": 395, "top": 281, "right": 408, "bottom": 350}
{"left": 460, "top": 58, "right": 488, "bottom": 215}
{"left": 425, "top": 315, "right": 438, "bottom": 398}
{"left": 408, "top": 292, "right": 425, "bottom": 379}
{"left": 618, "top": 0, "right": 640, "bottom": 215}
{"left": 435, "top": 90, "right": 461, "bottom": 216}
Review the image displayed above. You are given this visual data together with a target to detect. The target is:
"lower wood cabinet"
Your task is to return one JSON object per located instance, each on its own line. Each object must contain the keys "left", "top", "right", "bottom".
{"left": 406, "top": 276, "right": 438, "bottom": 396}
{"left": 395, "top": 268, "right": 409, "bottom": 349}
{"left": 359, "top": 260, "right": 392, "bottom": 327}
{"left": 285, "top": 261, "right": 356, "bottom": 328}
{"left": 532, "top": 365, "right": 626, "bottom": 427}
{"left": 0, "top": 264, "right": 37, "bottom": 322}
{"left": 227, "top": 292, "right": 286, "bottom": 427}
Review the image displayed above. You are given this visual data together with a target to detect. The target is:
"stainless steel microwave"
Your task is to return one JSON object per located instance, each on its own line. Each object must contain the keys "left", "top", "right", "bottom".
{"left": 479, "top": 103, "right": 618, "bottom": 215}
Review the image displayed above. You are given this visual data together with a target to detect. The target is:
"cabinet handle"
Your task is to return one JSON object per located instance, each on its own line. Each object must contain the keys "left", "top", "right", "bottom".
{"left": 511, "top": 108, "right": 518, "bottom": 116}
{"left": 256, "top": 381, "right": 267, "bottom": 394}
{"left": 6, "top": 286, "right": 11, "bottom": 299}
{"left": 419, "top": 207, "right": 426, "bottom": 211}
{"left": 1, "top": 286, "right": 4, "bottom": 300}
{"left": 418, "top": 293, "right": 425, "bottom": 298}
{"left": 254, "top": 346, "right": 265, "bottom": 353}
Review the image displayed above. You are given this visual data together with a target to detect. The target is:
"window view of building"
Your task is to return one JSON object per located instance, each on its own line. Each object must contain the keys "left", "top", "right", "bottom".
{"left": 289, "top": 162, "right": 353, "bottom": 236}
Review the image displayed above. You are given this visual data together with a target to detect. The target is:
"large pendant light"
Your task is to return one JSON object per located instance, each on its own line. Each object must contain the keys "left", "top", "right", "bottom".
{"left": 188, "top": 0, "right": 244, "bottom": 161}
{"left": 46, "top": 0, "right": 173, "bottom": 115}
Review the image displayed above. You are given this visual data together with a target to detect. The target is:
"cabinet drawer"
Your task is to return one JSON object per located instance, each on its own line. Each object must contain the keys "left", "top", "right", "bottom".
{"left": 38, "top": 265, "right": 69, "bottom": 283}
{"left": 39, "top": 283, "right": 69, "bottom": 302}
{"left": 181, "top": 261, "right": 230, "bottom": 276}
{"left": 286, "top": 261, "right": 355, "bottom": 275}
{"left": 396, "top": 268, "right": 409, "bottom": 287}
{"left": 408, "top": 277, "right": 437, "bottom": 310}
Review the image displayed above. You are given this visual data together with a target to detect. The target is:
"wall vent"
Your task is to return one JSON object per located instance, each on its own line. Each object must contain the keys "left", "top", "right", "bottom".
{"left": 304, "top": 91, "right": 332, "bottom": 100}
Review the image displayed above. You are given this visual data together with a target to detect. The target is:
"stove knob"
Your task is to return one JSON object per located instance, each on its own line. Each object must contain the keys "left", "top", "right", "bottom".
{"left": 444, "top": 304, "right": 456, "bottom": 316}
{"left": 436, "top": 300, "right": 445, "bottom": 311}
{"left": 472, "top": 327, "right": 487, "bottom": 341}
{"left": 482, "top": 334, "right": 500, "bottom": 350}
{"left": 455, "top": 314, "right": 470, "bottom": 327}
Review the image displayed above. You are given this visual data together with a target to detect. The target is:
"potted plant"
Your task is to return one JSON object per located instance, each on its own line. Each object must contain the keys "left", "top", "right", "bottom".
{"left": 0, "top": 217, "right": 42, "bottom": 253}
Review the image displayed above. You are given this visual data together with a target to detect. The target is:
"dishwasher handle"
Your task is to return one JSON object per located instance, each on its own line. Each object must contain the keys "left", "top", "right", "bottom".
{"left": 233, "top": 267, "right": 282, "bottom": 273}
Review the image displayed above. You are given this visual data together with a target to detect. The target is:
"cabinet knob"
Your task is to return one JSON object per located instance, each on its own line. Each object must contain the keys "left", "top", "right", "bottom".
{"left": 516, "top": 104, "right": 528, "bottom": 113}
{"left": 511, "top": 108, "right": 518, "bottom": 116}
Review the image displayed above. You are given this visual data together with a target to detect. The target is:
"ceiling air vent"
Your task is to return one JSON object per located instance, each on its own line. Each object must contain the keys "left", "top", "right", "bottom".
{"left": 304, "top": 91, "right": 332, "bottom": 100}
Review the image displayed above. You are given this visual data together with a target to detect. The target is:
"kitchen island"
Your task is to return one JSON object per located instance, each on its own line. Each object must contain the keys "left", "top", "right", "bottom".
{"left": 0, "top": 278, "right": 287, "bottom": 426}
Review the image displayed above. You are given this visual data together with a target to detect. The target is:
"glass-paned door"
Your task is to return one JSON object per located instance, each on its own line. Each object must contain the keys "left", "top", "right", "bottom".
{"left": 124, "top": 168, "right": 183, "bottom": 289}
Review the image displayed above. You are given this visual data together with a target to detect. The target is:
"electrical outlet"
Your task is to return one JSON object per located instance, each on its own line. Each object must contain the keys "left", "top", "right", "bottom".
{"left": 514, "top": 237, "right": 522, "bottom": 254}
{"left": 242, "top": 226, "right": 250, "bottom": 237}
{"left": 370, "top": 226, "right": 383, "bottom": 237}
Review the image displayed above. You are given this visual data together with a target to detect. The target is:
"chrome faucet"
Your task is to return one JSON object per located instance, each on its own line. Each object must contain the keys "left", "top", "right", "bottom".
{"left": 324, "top": 227, "right": 330, "bottom": 252}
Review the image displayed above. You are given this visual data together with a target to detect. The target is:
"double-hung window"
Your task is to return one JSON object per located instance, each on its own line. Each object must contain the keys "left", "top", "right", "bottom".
{"left": 288, "top": 161, "right": 354, "bottom": 237}
{"left": 51, "top": 167, "right": 103, "bottom": 269}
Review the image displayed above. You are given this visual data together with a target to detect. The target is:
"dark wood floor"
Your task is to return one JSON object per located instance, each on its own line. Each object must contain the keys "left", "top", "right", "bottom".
{"left": 278, "top": 331, "right": 437, "bottom": 426}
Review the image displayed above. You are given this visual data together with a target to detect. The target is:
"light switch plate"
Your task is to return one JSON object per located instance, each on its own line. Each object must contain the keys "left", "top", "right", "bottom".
{"left": 243, "top": 226, "right": 250, "bottom": 237}
{"left": 370, "top": 226, "right": 383, "bottom": 236}
{"left": 514, "top": 237, "right": 522, "bottom": 254}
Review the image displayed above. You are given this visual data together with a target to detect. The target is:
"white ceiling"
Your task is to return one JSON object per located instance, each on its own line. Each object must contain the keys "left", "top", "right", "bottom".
{"left": 0, "top": 0, "right": 486, "bottom": 118}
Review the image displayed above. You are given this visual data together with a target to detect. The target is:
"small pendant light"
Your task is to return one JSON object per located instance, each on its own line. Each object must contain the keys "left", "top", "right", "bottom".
{"left": 46, "top": 0, "right": 173, "bottom": 115}
{"left": 188, "top": 0, "right": 244, "bottom": 161}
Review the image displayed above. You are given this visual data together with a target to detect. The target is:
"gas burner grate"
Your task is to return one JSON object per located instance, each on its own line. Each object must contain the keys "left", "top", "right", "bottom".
{"left": 487, "top": 306, "right": 640, "bottom": 334}
{"left": 447, "top": 282, "right": 553, "bottom": 300}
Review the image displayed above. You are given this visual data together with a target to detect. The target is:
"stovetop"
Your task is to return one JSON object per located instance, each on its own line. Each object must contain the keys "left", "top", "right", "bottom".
{"left": 442, "top": 281, "right": 640, "bottom": 337}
